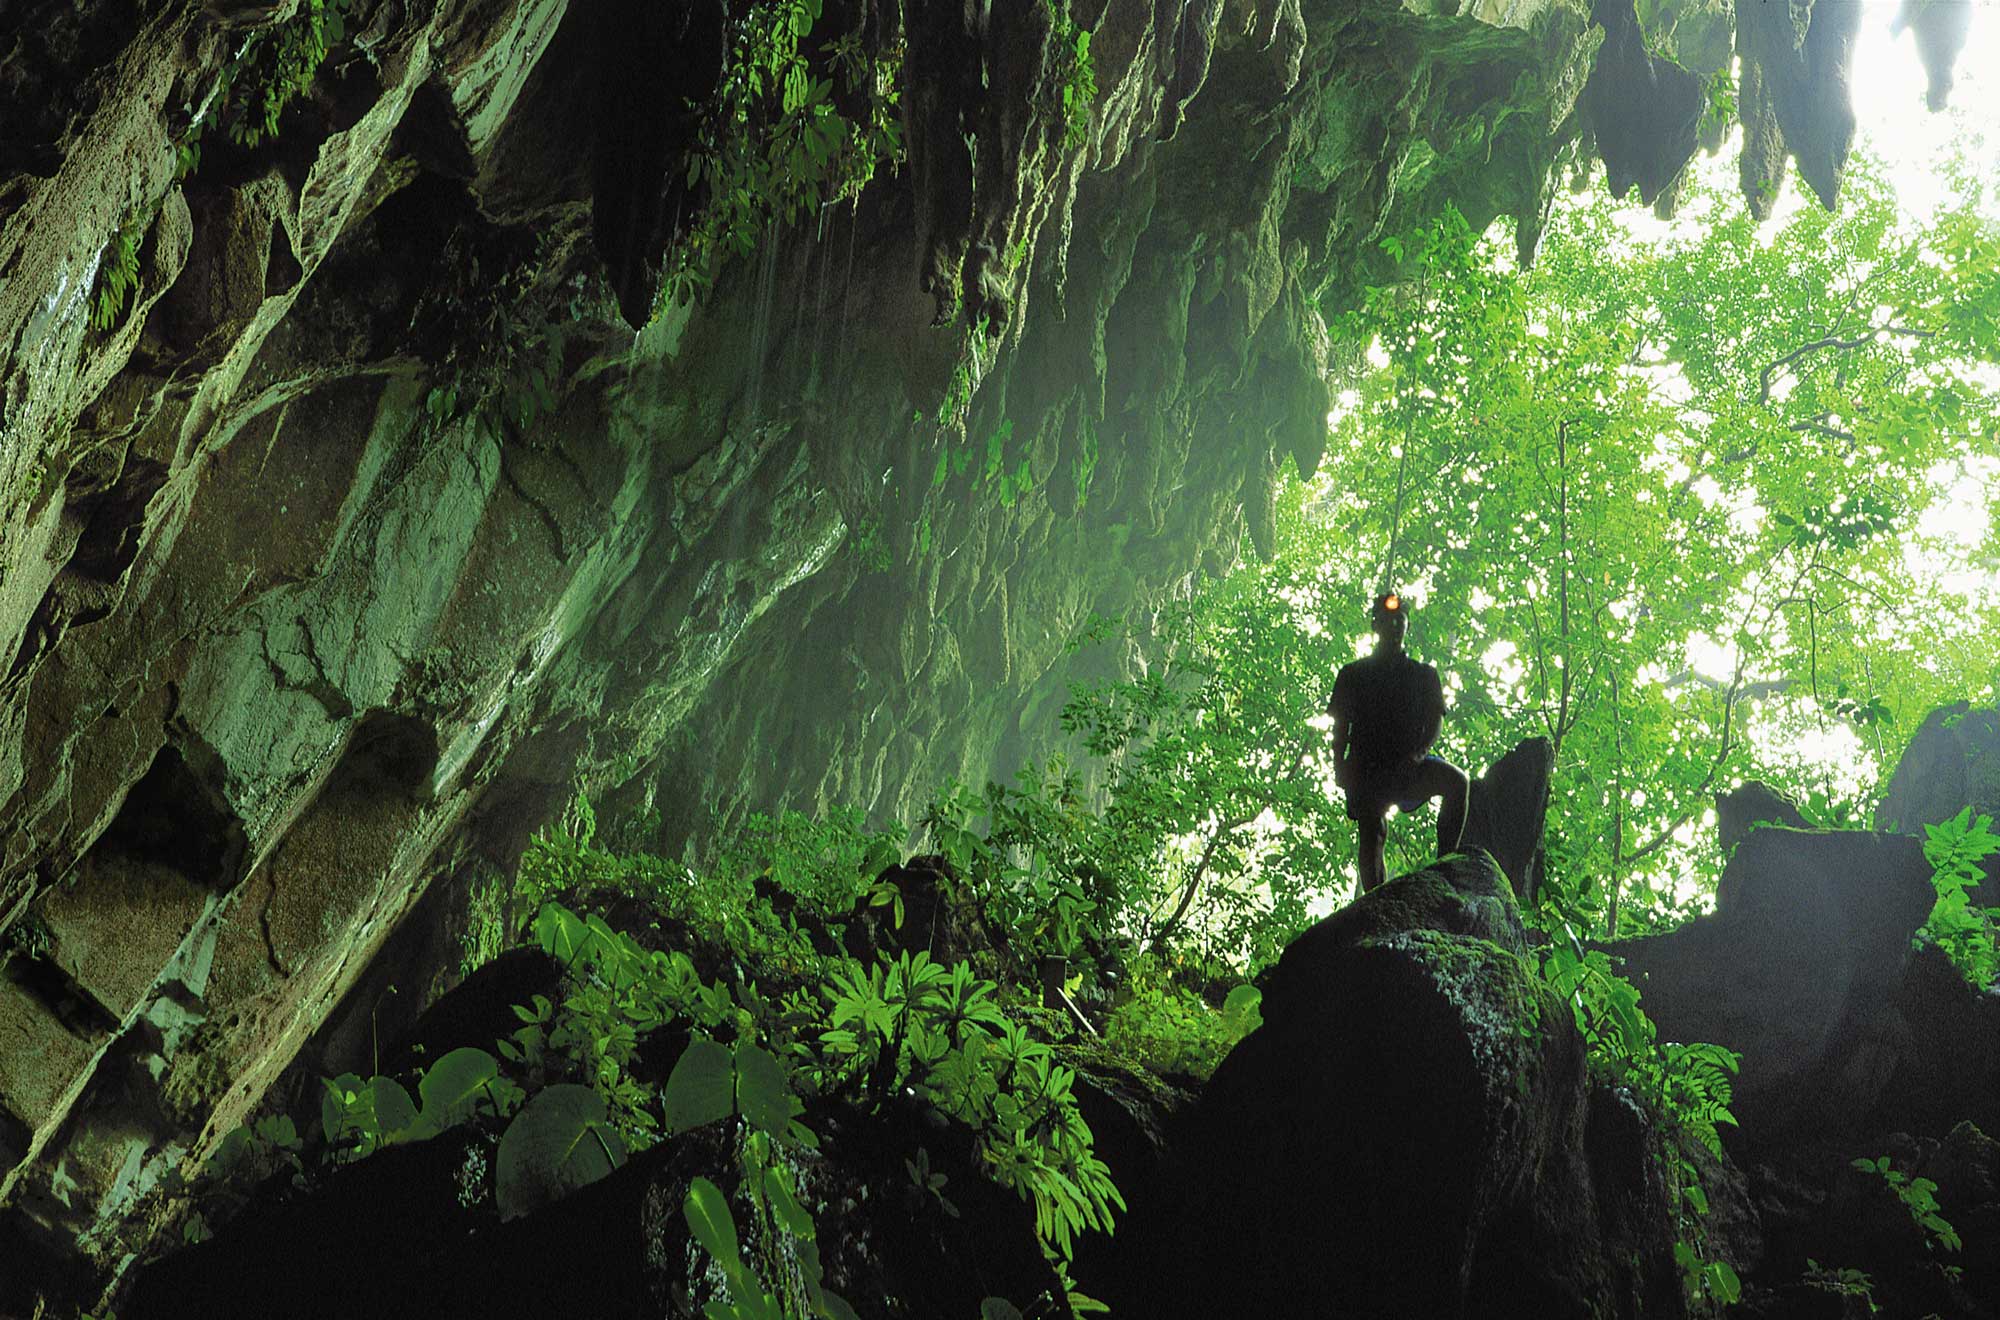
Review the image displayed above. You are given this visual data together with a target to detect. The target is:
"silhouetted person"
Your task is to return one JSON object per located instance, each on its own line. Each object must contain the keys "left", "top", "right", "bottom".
{"left": 1327, "top": 593, "right": 1470, "bottom": 893}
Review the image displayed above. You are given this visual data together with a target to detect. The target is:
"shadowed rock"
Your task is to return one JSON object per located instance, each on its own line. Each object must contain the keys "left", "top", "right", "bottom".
{"left": 1609, "top": 827, "right": 1935, "bottom": 1138}
{"left": 1736, "top": 0, "right": 1863, "bottom": 216}
{"left": 1895, "top": 0, "right": 1975, "bottom": 111}
{"left": 1582, "top": 0, "right": 1704, "bottom": 206}
{"left": 1716, "top": 779, "right": 1811, "bottom": 855}
{"left": 1131, "top": 851, "right": 1734, "bottom": 1320}
{"left": 1461, "top": 736, "right": 1554, "bottom": 897}
{"left": 1878, "top": 702, "right": 2000, "bottom": 904}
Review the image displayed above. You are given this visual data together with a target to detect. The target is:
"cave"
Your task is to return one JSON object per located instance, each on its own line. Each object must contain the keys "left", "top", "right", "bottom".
{"left": 3, "top": 0, "right": 1998, "bottom": 1316}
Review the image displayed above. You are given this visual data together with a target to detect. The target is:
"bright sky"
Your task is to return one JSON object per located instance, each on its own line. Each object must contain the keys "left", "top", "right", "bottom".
{"left": 1849, "top": 0, "right": 2000, "bottom": 217}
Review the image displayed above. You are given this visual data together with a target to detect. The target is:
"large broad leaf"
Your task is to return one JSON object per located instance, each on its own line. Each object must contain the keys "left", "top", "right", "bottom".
{"left": 733, "top": 1042, "right": 796, "bottom": 1136}
{"left": 533, "top": 903, "right": 592, "bottom": 965}
{"left": 370, "top": 1077, "right": 418, "bottom": 1137}
{"left": 663, "top": 1039, "right": 735, "bottom": 1133}
{"left": 416, "top": 1046, "right": 502, "bottom": 1133}
{"left": 495, "top": 1084, "right": 628, "bottom": 1221}
{"left": 321, "top": 1073, "right": 417, "bottom": 1155}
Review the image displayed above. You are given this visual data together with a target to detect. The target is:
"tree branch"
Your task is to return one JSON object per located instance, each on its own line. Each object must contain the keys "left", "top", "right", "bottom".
{"left": 1757, "top": 323, "right": 1935, "bottom": 403}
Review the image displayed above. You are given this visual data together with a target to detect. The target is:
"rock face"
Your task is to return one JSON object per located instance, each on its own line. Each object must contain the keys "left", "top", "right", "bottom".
{"left": 1609, "top": 827, "right": 1937, "bottom": 1139}
{"left": 1878, "top": 702, "right": 2000, "bottom": 900}
{"left": 0, "top": 0, "right": 1907, "bottom": 1302}
{"left": 1715, "top": 779, "right": 1812, "bottom": 855}
{"left": 1129, "top": 851, "right": 1720, "bottom": 1320}
{"left": 1736, "top": 0, "right": 1863, "bottom": 217}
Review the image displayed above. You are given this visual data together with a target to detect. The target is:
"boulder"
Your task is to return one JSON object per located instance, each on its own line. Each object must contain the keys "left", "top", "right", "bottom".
{"left": 1460, "top": 736, "right": 1554, "bottom": 898}
{"left": 1609, "top": 828, "right": 1936, "bottom": 1140}
{"left": 1870, "top": 939, "right": 2000, "bottom": 1140}
{"left": 1878, "top": 703, "right": 2000, "bottom": 903}
{"left": 1136, "top": 851, "right": 1713, "bottom": 1319}
{"left": 1716, "top": 780, "right": 1812, "bottom": 855}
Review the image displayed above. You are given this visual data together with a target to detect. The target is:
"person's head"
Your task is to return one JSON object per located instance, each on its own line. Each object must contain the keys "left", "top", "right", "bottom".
{"left": 1371, "top": 591, "right": 1409, "bottom": 647}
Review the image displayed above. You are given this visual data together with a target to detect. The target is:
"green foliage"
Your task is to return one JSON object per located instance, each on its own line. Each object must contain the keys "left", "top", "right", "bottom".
{"left": 174, "top": 0, "right": 354, "bottom": 174}
{"left": 666, "top": 0, "right": 903, "bottom": 309}
{"left": 494, "top": 1083, "right": 629, "bottom": 1221}
{"left": 505, "top": 840, "right": 1125, "bottom": 1271}
{"left": 89, "top": 216, "right": 144, "bottom": 334}
{"left": 817, "top": 947, "right": 1125, "bottom": 1257}
{"left": 1538, "top": 918, "right": 1742, "bottom": 1308}
{"left": 1802, "top": 1260, "right": 1879, "bottom": 1313}
{"left": 1304, "top": 152, "right": 2000, "bottom": 927}
{"left": 1917, "top": 806, "right": 2000, "bottom": 988}
{"left": 2, "top": 910, "right": 55, "bottom": 964}
{"left": 229, "top": 0, "right": 354, "bottom": 148}
{"left": 494, "top": 337, "right": 565, "bottom": 440}
{"left": 681, "top": 1153, "right": 861, "bottom": 1320}
{"left": 1100, "top": 959, "right": 1261, "bottom": 1079}
{"left": 1697, "top": 68, "right": 1736, "bottom": 136}
{"left": 1046, "top": 1, "right": 1097, "bottom": 150}
{"left": 1851, "top": 1155, "right": 1963, "bottom": 1254}
{"left": 458, "top": 864, "right": 509, "bottom": 976}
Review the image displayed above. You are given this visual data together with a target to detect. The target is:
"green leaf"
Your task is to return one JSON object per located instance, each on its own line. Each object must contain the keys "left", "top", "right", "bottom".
{"left": 684, "top": 1175, "right": 742, "bottom": 1266}
{"left": 981, "top": 1301, "right": 1026, "bottom": 1320}
{"left": 417, "top": 1046, "right": 503, "bottom": 1132}
{"left": 663, "top": 1038, "right": 736, "bottom": 1133}
{"left": 494, "top": 1084, "right": 629, "bottom": 1221}
{"left": 370, "top": 1077, "right": 418, "bottom": 1135}
{"left": 1221, "top": 984, "right": 1263, "bottom": 1034}
{"left": 767, "top": 1168, "right": 815, "bottom": 1239}
{"left": 734, "top": 1041, "right": 797, "bottom": 1136}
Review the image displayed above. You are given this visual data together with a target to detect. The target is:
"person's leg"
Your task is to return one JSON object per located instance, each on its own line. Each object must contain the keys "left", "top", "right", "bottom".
{"left": 1408, "top": 757, "right": 1471, "bottom": 856}
{"left": 1356, "top": 812, "right": 1388, "bottom": 893}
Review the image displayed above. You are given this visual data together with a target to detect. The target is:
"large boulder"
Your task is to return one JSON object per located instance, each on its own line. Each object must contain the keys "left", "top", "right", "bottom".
{"left": 1870, "top": 939, "right": 2000, "bottom": 1140}
{"left": 1878, "top": 702, "right": 2000, "bottom": 902}
{"left": 1716, "top": 780, "right": 1812, "bottom": 855}
{"left": 1132, "top": 851, "right": 1718, "bottom": 1320}
{"left": 1609, "top": 828, "right": 1936, "bottom": 1140}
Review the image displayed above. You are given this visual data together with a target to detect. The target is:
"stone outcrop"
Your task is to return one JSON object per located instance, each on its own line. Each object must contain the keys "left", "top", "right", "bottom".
{"left": 1460, "top": 734, "right": 1554, "bottom": 896}
{"left": 1896, "top": 0, "right": 1977, "bottom": 111}
{"left": 1715, "top": 779, "right": 1812, "bottom": 855}
{"left": 1735, "top": 0, "right": 1864, "bottom": 217}
{"left": 1878, "top": 702, "right": 2000, "bottom": 900}
{"left": 1128, "top": 851, "right": 1741, "bottom": 1320}
{"left": 1608, "top": 827, "right": 1938, "bottom": 1138}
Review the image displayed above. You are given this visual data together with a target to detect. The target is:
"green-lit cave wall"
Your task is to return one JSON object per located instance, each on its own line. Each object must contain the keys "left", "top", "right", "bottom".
{"left": 0, "top": 0, "right": 1947, "bottom": 1299}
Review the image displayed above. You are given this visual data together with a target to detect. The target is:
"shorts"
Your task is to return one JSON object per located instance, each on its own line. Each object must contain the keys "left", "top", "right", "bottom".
{"left": 1343, "top": 754, "right": 1448, "bottom": 821}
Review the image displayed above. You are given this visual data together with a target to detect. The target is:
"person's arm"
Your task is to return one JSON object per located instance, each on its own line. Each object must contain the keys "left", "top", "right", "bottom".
{"left": 1411, "top": 668, "right": 1444, "bottom": 761}
{"left": 1327, "top": 685, "right": 1353, "bottom": 786}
